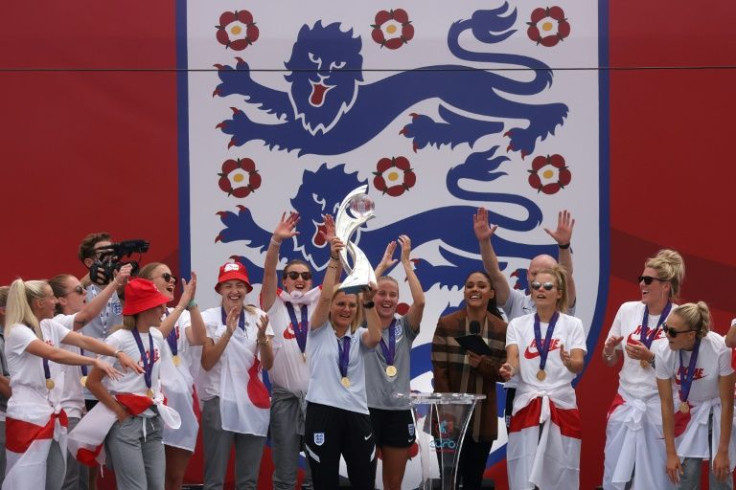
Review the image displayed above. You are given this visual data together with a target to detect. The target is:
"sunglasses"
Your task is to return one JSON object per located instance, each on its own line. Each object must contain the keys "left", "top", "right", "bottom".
{"left": 662, "top": 322, "right": 696, "bottom": 338}
{"left": 286, "top": 271, "right": 312, "bottom": 281}
{"left": 638, "top": 275, "right": 666, "bottom": 285}
{"left": 530, "top": 281, "right": 556, "bottom": 291}
{"left": 161, "top": 273, "right": 177, "bottom": 284}
{"left": 62, "top": 285, "right": 86, "bottom": 297}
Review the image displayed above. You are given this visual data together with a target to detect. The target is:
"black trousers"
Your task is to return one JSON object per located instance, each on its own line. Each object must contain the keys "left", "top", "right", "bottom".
{"left": 304, "top": 402, "right": 377, "bottom": 490}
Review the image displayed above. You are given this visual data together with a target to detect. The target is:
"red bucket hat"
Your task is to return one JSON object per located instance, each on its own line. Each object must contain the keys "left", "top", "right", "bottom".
{"left": 215, "top": 261, "right": 253, "bottom": 293}
{"left": 122, "top": 278, "right": 170, "bottom": 315}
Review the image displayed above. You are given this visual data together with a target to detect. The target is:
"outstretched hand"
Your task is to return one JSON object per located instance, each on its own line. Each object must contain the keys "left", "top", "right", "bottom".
{"left": 473, "top": 207, "right": 498, "bottom": 241}
{"left": 321, "top": 214, "right": 336, "bottom": 242}
{"left": 274, "top": 211, "right": 300, "bottom": 242}
{"left": 543, "top": 209, "right": 575, "bottom": 245}
{"left": 377, "top": 241, "right": 398, "bottom": 272}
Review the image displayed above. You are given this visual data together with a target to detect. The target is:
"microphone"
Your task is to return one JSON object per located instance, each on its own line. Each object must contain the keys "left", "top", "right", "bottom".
{"left": 469, "top": 320, "right": 481, "bottom": 335}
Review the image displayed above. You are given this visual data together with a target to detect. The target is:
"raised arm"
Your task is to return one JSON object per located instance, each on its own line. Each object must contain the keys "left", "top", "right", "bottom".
{"left": 262, "top": 212, "right": 300, "bottom": 312}
{"left": 309, "top": 235, "right": 343, "bottom": 330}
{"left": 361, "top": 285, "right": 382, "bottom": 348}
{"left": 544, "top": 210, "right": 576, "bottom": 310}
{"left": 398, "top": 235, "right": 425, "bottom": 333}
{"left": 183, "top": 272, "right": 207, "bottom": 346}
{"left": 374, "top": 240, "right": 398, "bottom": 278}
{"left": 474, "top": 207, "right": 510, "bottom": 306}
{"left": 73, "top": 264, "right": 132, "bottom": 329}
{"left": 158, "top": 273, "right": 194, "bottom": 339}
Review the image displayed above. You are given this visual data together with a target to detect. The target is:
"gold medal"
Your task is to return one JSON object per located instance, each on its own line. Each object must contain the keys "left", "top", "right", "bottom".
{"left": 80, "top": 376, "right": 88, "bottom": 387}
{"left": 640, "top": 359, "right": 650, "bottom": 369}
{"left": 172, "top": 355, "right": 181, "bottom": 367}
{"left": 146, "top": 388, "right": 154, "bottom": 398}
{"left": 302, "top": 353, "right": 307, "bottom": 363}
{"left": 536, "top": 370, "right": 546, "bottom": 381}
{"left": 679, "top": 401, "right": 690, "bottom": 414}
{"left": 340, "top": 377, "right": 351, "bottom": 388}
{"left": 46, "top": 379, "right": 55, "bottom": 390}
{"left": 386, "top": 365, "right": 398, "bottom": 377}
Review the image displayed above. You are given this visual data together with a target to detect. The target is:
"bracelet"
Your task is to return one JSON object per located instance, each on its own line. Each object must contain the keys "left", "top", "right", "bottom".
{"left": 187, "top": 300, "right": 198, "bottom": 310}
{"left": 558, "top": 242, "right": 571, "bottom": 249}
{"left": 362, "top": 301, "right": 375, "bottom": 309}
{"left": 113, "top": 350, "right": 121, "bottom": 359}
{"left": 257, "top": 337, "right": 271, "bottom": 345}
{"left": 270, "top": 237, "right": 282, "bottom": 247}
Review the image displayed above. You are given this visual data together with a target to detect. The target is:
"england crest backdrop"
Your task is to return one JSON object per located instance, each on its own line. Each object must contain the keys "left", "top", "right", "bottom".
{"left": 179, "top": 0, "right": 608, "bottom": 485}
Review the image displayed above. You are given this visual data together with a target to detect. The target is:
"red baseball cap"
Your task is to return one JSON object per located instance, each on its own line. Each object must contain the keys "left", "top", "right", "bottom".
{"left": 122, "top": 278, "right": 170, "bottom": 315}
{"left": 215, "top": 261, "right": 253, "bottom": 293}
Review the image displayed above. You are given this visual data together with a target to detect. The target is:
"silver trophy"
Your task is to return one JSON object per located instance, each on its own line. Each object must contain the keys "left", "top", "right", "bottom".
{"left": 334, "top": 185, "right": 377, "bottom": 294}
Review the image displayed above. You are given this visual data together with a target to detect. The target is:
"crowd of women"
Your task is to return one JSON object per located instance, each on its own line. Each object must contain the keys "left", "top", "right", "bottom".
{"left": 0, "top": 208, "right": 734, "bottom": 490}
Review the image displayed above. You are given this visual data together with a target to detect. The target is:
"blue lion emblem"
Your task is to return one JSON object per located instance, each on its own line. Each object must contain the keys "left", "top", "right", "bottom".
{"left": 214, "top": 3, "right": 567, "bottom": 158}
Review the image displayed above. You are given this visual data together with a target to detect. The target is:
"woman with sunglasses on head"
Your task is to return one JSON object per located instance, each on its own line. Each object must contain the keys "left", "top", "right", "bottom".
{"left": 261, "top": 212, "right": 327, "bottom": 490}
{"left": 432, "top": 270, "right": 507, "bottom": 489}
{"left": 656, "top": 302, "right": 736, "bottom": 489}
{"left": 500, "top": 264, "right": 586, "bottom": 490}
{"left": 199, "top": 260, "right": 274, "bottom": 490}
{"left": 304, "top": 236, "right": 382, "bottom": 490}
{"left": 138, "top": 263, "right": 207, "bottom": 490}
{"left": 2, "top": 278, "right": 124, "bottom": 490}
{"left": 366, "top": 236, "right": 425, "bottom": 490}
{"left": 600, "top": 249, "right": 684, "bottom": 490}
{"left": 48, "top": 267, "right": 140, "bottom": 490}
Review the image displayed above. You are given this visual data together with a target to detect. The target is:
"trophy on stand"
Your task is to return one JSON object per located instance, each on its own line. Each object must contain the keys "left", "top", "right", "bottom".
{"left": 334, "top": 185, "right": 377, "bottom": 294}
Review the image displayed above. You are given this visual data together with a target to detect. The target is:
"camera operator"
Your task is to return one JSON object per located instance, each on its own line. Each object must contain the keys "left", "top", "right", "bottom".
{"left": 78, "top": 232, "right": 125, "bottom": 339}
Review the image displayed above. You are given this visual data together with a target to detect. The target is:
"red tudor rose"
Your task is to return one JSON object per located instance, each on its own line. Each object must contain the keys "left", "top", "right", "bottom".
{"left": 371, "top": 9, "right": 415, "bottom": 50}
{"left": 373, "top": 156, "right": 416, "bottom": 197}
{"left": 216, "top": 10, "right": 260, "bottom": 51}
{"left": 527, "top": 6, "right": 571, "bottom": 47}
{"left": 218, "top": 158, "right": 262, "bottom": 198}
{"left": 528, "top": 154, "right": 572, "bottom": 195}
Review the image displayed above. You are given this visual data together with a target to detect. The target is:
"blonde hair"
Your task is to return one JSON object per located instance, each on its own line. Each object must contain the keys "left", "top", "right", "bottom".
{"left": 536, "top": 265, "right": 569, "bottom": 312}
{"left": 138, "top": 262, "right": 165, "bottom": 281}
{"left": 330, "top": 283, "right": 362, "bottom": 333}
{"left": 4, "top": 279, "right": 47, "bottom": 339}
{"left": 645, "top": 249, "right": 685, "bottom": 300}
{"left": 671, "top": 302, "right": 711, "bottom": 339}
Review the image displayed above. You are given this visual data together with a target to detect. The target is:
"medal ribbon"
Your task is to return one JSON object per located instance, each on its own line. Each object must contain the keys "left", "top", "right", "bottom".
{"left": 284, "top": 302, "right": 309, "bottom": 355}
{"left": 337, "top": 336, "right": 351, "bottom": 379}
{"left": 132, "top": 327, "right": 155, "bottom": 392}
{"left": 379, "top": 319, "right": 397, "bottom": 367}
{"left": 640, "top": 302, "right": 672, "bottom": 349}
{"left": 80, "top": 348, "right": 88, "bottom": 376}
{"left": 163, "top": 310, "right": 178, "bottom": 356}
{"left": 43, "top": 358, "right": 52, "bottom": 384}
{"left": 220, "top": 307, "right": 245, "bottom": 331}
{"left": 678, "top": 337, "right": 701, "bottom": 404}
{"left": 533, "top": 312, "right": 559, "bottom": 372}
